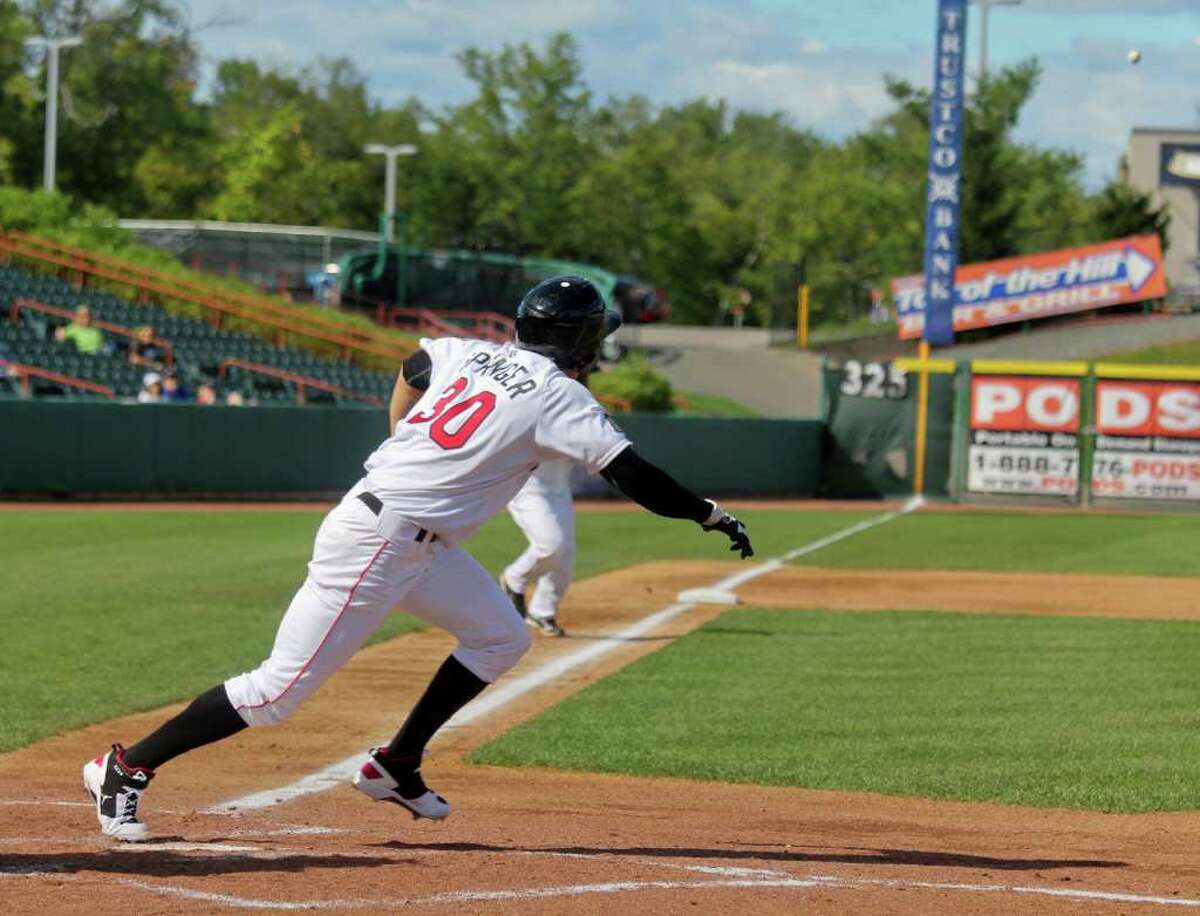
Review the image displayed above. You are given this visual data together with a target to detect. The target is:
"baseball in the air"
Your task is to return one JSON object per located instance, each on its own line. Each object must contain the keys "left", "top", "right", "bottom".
{"left": 1128, "top": 49, "right": 1141, "bottom": 64}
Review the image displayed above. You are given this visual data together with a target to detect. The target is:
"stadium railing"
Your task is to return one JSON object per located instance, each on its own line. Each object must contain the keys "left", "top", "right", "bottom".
{"left": 384, "top": 306, "right": 515, "bottom": 343}
{"left": 0, "top": 230, "right": 414, "bottom": 367}
{"left": 216, "top": 359, "right": 384, "bottom": 408}
{"left": 0, "top": 358, "right": 115, "bottom": 399}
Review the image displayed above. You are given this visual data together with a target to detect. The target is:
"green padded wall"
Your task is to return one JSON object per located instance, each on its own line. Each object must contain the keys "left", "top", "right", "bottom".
{"left": 821, "top": 364, "right": 956, "bottom": 498}
{"left": 0, "top": 402, "right": 823, "bottom": 497}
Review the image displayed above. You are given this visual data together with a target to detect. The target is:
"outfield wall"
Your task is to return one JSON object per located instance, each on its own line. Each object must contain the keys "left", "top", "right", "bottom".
{"left": 820, "top": 355, "right": 1200, "bottom": 508}
{"left": 0, "top": 401, "right": 823, "bottom": 498}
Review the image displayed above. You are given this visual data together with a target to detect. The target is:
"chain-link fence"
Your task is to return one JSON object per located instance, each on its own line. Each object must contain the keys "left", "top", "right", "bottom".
{"left": 119, "top": 220, "right": 379, "bottom": 300}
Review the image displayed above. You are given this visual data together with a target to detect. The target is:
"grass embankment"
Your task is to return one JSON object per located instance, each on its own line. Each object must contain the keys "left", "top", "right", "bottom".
{"left": 673, "top": 391, "right": 760, "bottom": 417}
{"left": 1101, "top": 340, "right": 1200, "bottom": 367}
{"left": 0, "top": 188, "right": 420, "bottom": 369}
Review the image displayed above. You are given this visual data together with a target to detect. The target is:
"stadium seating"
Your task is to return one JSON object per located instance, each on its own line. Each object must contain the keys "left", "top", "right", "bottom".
{"left": 0, "top": 265, "right": 395, "bottom": 405}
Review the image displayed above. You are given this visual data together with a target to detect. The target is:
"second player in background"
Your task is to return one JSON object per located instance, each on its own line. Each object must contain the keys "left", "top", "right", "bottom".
{"left": 501, "top": 455, "right": 576, "bottom": 636}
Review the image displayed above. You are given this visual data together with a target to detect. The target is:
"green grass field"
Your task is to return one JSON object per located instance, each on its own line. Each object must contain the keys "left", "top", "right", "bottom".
{"left": 473, "top": 607, "right": 1200, "bottom": 812}
{"left": 0, "top": 505, "right": 865, "bottom": 752}
{"left": 8, "top": 502, "right": 1200, "bottom": 814}
{"left": 792, "top": 510, "right": 1200, "bottom": 576}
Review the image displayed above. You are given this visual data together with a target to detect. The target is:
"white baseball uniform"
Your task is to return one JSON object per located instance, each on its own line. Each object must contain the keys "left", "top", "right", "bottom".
{"left": 224, "top": 337, "right": 630, "bottom": 727}
{"left": 503, "top": 457, "right": 575, "bottom": 621}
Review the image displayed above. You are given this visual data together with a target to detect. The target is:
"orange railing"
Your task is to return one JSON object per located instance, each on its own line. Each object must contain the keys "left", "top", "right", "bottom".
{"left": 10, "top": 298, "right": 175, "bottom": 367}
{"left": 217, "top": 359, "right": 383, "bottom": 408}
{"left": 0, "top": 358, "right": 115, "bottom": 399}
{"left": 0, "top": 229, "right": 414, "bottom": 367}
{"left": 385, "top": 307, "right": 515, "bottom": 344}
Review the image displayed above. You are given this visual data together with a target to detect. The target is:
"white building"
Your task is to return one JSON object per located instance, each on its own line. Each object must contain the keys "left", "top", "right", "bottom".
{"left": 1126, "top": 128, "right": 1200, "bottom": 298}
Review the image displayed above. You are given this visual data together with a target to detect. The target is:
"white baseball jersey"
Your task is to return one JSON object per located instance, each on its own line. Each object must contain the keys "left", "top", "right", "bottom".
{"left": 362, "top": 337, "right": 629, "bottom": 543}
{"left": 525, "top": 456, "right": 574, "bottom": 494}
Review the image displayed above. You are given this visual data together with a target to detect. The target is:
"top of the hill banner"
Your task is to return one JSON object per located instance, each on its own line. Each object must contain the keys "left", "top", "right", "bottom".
{"left": 893, "top": 234, "right": 1168, "bottom": 341}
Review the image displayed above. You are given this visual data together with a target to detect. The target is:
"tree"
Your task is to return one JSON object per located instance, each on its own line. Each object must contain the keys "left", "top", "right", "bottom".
{"left": 409, "top": 33, "right": 597, "bottom": 253}
{"left": 880, "top": 61, "right": 1045, "bottom": 265}
{"left": 0, "top": 0, "right": 38, "bottom": 186}
{"left": 22, "top": 0, "right": 209, "bottom": 213}
{"left": 1090, "top": 181, "right": 1170, "bottom": 249}
{"left": 203, "top": 56, "right": 418, "bottom": 229}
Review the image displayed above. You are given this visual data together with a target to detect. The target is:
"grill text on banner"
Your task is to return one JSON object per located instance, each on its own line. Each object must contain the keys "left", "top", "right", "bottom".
{"left": 893, "top": 234, "right": 1167, "bottom": 340}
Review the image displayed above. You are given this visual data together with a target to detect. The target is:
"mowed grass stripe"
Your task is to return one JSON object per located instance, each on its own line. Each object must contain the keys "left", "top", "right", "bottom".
{"left": 472, "top": 607, "right": 1200, "bottom": 812}
{"left": 0, "top": 506, "right": 867, "bottom": 751}
{"left": 797, "top": 510, "right": 1200, "bottom": 577}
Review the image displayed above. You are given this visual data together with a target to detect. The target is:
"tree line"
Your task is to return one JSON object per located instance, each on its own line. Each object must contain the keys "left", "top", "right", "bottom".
{"left": 0, "top": 0, "right": 1166, "bottom": 325}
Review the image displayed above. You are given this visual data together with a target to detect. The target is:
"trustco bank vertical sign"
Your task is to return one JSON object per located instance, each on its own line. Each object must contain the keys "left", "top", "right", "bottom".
{"left": 922, "top": 0, "right": 968, "bottom": 346}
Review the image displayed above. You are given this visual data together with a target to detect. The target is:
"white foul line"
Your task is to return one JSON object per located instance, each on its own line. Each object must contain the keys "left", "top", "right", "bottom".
{"left": 205, "top": 498, "right": 923, "bottom": 814}
{"left": 109, "top": 872, "right": 1200, "bottom": 910}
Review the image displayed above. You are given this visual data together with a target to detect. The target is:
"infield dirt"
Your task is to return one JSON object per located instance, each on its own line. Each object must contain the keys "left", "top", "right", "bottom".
{"left": 3, "top": 560, "right": 1199, "bottom": 913}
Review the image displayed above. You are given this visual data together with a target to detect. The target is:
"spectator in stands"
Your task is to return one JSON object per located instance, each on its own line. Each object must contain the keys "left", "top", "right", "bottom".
{"left": 225, "top": 390, "right": 245, "bottom": 407}
{"left": 161, "top": 371, "right": 189, "bottom": 403}
{"left": 138, "top": 372, "right": 162, "bottom": 404}
{"left": 55, "top": 306, "right": 103, "bottom": 355}
{"left": 128, "top": 326, "right": 164, "bottom": 370}
{"left": 196, "top": 382, "right": 218, "bottom": 406}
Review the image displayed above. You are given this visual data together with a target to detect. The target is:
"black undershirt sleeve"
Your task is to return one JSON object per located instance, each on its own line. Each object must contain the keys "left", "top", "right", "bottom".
{"left": 601, "top": 447, "right": 711, "bottom": 523}
{"left": 402, "top": 349, "right": 432, "bottom": 391}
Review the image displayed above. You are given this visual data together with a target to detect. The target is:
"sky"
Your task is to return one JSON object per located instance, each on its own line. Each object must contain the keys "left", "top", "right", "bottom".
{"left": 181, "top": 0, "right": 1200, "bottom": 188}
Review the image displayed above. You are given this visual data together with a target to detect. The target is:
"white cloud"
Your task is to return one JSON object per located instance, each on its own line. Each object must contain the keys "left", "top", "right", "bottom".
{"left": 1017, "top": 35, "right": 1200, "bottom": 185}
{"left": 179, "top": 0, "right": 1200, "bottom": 189}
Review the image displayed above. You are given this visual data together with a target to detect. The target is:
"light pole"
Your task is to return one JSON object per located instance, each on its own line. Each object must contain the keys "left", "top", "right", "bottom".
{"left": 25, "top": 35, "right": 83, "bottom": 193}
{"left": 971, "top": 0, "right": 1021, "bottom": 81}
{"left": 364, "top": 143, "right": 418, "bottom": 242}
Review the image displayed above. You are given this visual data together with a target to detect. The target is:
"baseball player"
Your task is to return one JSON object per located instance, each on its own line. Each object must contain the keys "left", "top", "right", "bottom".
{"left": 82, "top": 276, "right": 753, "bottom": 841}
{"left": 501, "top": 455, "right": 575, "bottom": 636}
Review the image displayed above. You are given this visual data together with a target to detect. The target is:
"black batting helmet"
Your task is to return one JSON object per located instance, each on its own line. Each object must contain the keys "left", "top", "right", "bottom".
{"left": 514, "top": 276, "right": 621, "bottom": 371}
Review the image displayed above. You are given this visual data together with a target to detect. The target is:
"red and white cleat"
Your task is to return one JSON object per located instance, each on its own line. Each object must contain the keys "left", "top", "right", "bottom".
{"left": 352, "top": 747, "right": 450, "bottom": 821}
{"left": 82, "top": 744, "right": 154, "bottom": 841}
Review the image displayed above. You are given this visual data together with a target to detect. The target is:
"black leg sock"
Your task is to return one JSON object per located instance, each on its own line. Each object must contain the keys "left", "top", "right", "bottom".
{"left": 122, "top": 684, "right": 248, "bottom": 770}
{"left": 383, "top": 655, "right": 487, "bottom": 761}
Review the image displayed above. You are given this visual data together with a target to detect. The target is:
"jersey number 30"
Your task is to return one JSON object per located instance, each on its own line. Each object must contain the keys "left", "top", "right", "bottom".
{"left": 407, "top": 377, "right": 496, "bottom": 449}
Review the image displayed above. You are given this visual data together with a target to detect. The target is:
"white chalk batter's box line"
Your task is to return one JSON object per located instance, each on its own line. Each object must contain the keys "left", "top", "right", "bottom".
{"left": 5, "top": 843, "right": 1198, "bottom": 910}
{"left": 101, "top": 874, "right": 1200, "bottom": 910}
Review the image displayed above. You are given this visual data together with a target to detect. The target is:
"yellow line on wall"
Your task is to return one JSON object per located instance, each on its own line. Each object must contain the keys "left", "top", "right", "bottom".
{"left": 895, "top": 356, "right": 956, "bottom": 374}
{"left": 1094, "top": 363, "right": 1200, "bottom": 381}
{"left": 971, "top": 359, "right": 1089, "bottom": 377}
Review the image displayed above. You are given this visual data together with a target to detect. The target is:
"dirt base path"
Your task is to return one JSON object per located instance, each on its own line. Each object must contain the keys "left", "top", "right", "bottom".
{"left": 3, "top": 560, "right": 1200, "bottom": 913}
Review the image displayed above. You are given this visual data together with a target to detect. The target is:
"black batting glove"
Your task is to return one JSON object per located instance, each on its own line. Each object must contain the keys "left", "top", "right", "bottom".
{"left": 701, "top": 501, "right": 754, "bottom": 559}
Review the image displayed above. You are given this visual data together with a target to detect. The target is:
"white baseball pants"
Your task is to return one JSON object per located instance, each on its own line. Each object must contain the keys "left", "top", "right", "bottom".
{"left": 224, "top": 489, "right": 532, "bottom": 728}
{"left": 503, "top": 483, "right": 576, "bottom": 620}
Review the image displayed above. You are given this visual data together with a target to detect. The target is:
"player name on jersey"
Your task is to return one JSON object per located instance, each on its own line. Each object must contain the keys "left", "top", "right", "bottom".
{"left": 467, "top": 351, "right": 539, "bottom": 398}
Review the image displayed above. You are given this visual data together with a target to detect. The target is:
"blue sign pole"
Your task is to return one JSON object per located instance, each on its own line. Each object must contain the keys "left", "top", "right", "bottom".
{"left": 922, "top": 0, "right": 968, "bottom": 345}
